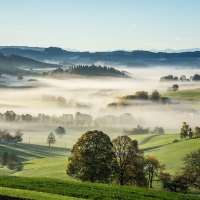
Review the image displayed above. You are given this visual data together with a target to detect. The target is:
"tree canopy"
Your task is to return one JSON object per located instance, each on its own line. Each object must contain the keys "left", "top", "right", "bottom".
{"left": 112, "top": 135, "right": 147, "bottom": 187}
{"left": 66, "top": 130, "right": 115, "bottom": 183}
{"left": 47, "top": 132, "right": 56, "bottom": 147}
{"left": 54, "top": 126, "right": 66, "bottom": 136}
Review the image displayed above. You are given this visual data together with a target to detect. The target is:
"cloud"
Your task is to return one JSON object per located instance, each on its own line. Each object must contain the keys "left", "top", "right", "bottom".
{"left": 123, "top": 23, "right": 137, "bottom": 33}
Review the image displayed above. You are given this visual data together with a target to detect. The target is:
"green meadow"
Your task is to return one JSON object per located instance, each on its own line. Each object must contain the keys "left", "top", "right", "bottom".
{"left": 162, "top": 88, "right": 200, "bottom": 99}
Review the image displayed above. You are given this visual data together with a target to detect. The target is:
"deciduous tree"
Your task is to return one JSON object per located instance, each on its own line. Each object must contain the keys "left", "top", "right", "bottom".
{"left": 144, "top": 155, "right": 165, "bottom": 188}
{"left": 54, "top": 126, "right": 66, "bottom": 137}
{"left": 112, "top": 135, "right": 147, "bottom": 187}
{"left": 47, "top": 132, "right": 56, "bottom": 147}
{"left": 66, "top": 130, "right": 115, "bottom": 183}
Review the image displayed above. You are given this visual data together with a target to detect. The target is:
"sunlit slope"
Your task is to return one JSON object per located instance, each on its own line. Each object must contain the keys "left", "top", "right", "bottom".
{"left": 162, "top": 88, "right": 200, "bottom": 99}
{"left": 144, "top": 137, "right": 200, "bottom": 174}
{"left": 0, "top": 176, "right": 199, "bottom": 200}
{"left": 0, "top": 187, "right": 84, "bottom": 200}
{"left": 14, "top": 157, "right": 74, "bottom": 180}
{"left": 0, "top": 143, "right": 70, "bottom": 178}
{"left": 140, "top": 134, "right": 179, "bottom": 148}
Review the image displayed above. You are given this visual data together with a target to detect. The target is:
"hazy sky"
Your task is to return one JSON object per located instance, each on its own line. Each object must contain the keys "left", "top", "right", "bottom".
{"left": 0, "top": 0, "right": 200, "bottom": 51}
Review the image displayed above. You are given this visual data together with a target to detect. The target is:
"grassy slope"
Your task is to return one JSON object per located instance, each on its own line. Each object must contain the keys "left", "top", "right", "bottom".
{"left": 140, "top": 134, "right": 179, "bottom": 148}
{"left": 144, "top": 137, "right": 200, "bottom": 174}
{"left": 0, "top": 187, "right": 84, "bottom": 200}
{"left": 162, "top": 88, "right": 200, "bottom": 99}
{"left": 0, "top": 143, "right": 71, "bottom": 179}
{"left": 0, "top": 176, "right": 199, "bottom": 200}
{"left": 14, "top": 157, "right": 74, "bottom": 180}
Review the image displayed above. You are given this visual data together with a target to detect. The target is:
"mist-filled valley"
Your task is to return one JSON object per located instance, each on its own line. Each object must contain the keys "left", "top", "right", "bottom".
{"left": 0, "top": 67, "right": 200, "bottom": 149}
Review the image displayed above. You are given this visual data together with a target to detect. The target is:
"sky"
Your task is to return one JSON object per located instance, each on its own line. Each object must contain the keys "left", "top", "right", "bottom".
{"left": 0, "top": 0, "right": 200, "bottom": 52}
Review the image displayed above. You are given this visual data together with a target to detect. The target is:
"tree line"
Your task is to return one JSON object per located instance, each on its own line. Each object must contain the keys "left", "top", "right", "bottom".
{"left": 160, "top": 74, "right": 200, "bottom": 82}
{"left": 0, "top": 111, "right": 146, "bottom": 128}
{"left": 124, "top": 125, "right": 164, "bottom": 135}
{"left": 0, "top": 129, "right": 23, "bottom": 145}
{"left": 50, "top": 65, "right": 130, "bottom": 77}
{"left": 180, "top": 122, "right": 200, "bottom": 139}
{"left": 107, "top": 90, "right": 170, "bottom": 107}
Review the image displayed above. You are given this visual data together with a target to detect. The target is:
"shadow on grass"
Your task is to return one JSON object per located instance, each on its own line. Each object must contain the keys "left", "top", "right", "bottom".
{"left": 0, "top": 143, "right": 70, "bottom": 162}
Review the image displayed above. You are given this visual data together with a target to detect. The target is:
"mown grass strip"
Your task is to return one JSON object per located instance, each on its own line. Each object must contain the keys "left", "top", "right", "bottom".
{"left": 0, "top": 176, "right": 199, "bottom": 200}
{"left": 0, "top": 187, "right": 84, "bottom": 200}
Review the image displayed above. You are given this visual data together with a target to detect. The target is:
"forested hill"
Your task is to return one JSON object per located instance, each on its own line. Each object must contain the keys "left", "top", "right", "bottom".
{"left": 9, "top": 54, "right": 60, "bottom": 69}
{"left": 0, "top": 53, "right": 61, "bottom": 75}
{"left": 0, "top": 47, "right": 200, "bottom": 67}
{"left": 51, "top": 65, "right": 130, "bottom": 77}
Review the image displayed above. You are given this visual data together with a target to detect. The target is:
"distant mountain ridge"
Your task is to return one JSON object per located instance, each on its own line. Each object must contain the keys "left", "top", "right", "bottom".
{"left": 0, "top": 46, "right": 200, "bottom": 67}
{"left": 0, "top": 53, "right": 61, "bottom": 75}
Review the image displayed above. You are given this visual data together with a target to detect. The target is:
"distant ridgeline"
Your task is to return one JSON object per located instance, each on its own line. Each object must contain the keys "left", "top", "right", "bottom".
{"left": 0, "top": 53, "right": 17, "bottom": 75}
{"left": 160, "top": 74, "right": 200, "bottom": 81}
{"left": 1, "top": 47, "right": 200, "bottom": 66}
{"left": 50, "top": 65, "right": 130, "bottom": 77}
{"left": 0, "top": 53, "right": 60, "bottom": 76}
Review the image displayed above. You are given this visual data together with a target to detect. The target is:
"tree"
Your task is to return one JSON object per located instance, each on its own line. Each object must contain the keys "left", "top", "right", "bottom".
{"left": 6, "top": 152, "right": 18, "bottom": 170}
{"left": 0, "top": 130, "right": 13, "bottom": 145}
{"left": 144, "top": 155, "right": 165, "bottom": 188}
{"left": 172, "top": 84, "right": 179, "bottom": 92}
{"left": 54, "top": 126, "right": 66, "bottom": 137}
{"left": 149, "top": 90, "right": 160, "bottom": 101}
{"left": 194, "top": 126, "right": 200, "bottom": 137}
{"left": 0, "top": 151, "right": 8, "bottom": 166}
{"left": 181, "top": 149, "right": 200, "bottom": 190}
{"left": 180, "top": 122, "right": 191, "bottom": 139}
{"left": 0, "top": 152, "right": 23, "bottom": 171}
{"left": 112, "top": 135, "right": 147, "bottom": 187}
{"left": 66, "top": 130, "right": 115, "bottom": 183}
{"left": 153, "top": 127, "right": 164, "bottom": 134}
{"left": 15, "top": 162, "right": 24, "bottom": 171}
{"left": 13, "top": 129, "right": 23, "bottom": 145}
{"left": 47, "top": 132, "right": 56, "bottom": 147}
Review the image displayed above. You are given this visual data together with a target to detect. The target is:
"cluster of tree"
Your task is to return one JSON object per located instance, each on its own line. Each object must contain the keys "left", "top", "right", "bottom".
{"left": 0, "top": 129, "right": 23, "bottom": 145}
{"left": 190, "top": 74, "right": 200, "bottom": 81}
{"left": 0, "top": 152, "right": 23, "bottom": 171}
{"left": 66, "top": 130, "right": 166, "bottom": 188}
{"left": 161, "top": 74, "right": 200, "bottom": 82}
{"left": 180, "top": 122, "right": 200, "bottom": 139}
{"left": 150, "top": 126, "right": 164, "bottom": 134}
{"left": 160, "top": 75, "right": 178, "bottom": 82}
{"left": 50, "top": 65, "right": 130, "bottom": 77}
{"left": 46, "top": 126, "right": 66, "bottom": 146}
{"left": 124, "top": 125, "right": 150, "bottom": 135}
{"left": 167, "top": 84, "right": 179, "bottom": 92}
{"left": 0, "top": 111, "right": 146, "bottom": 128}
{"left": 107, "top": 90, "right": 170, "bottom": 107}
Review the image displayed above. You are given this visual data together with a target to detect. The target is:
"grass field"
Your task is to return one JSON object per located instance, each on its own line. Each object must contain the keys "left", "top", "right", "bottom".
{"left": 162, "top": 88, "right": 200, "bottom": 99}
{"left": 0, "top": 176, "right": 199, "bottom": 200}
{"left": 1, "top": 131, "right": 200, "bottom": 199}
{"left": 144, "top": 137, "right": 200, "bottom": 174}
{"left": 0, "top": 187, "right": 84, "bottom": 200}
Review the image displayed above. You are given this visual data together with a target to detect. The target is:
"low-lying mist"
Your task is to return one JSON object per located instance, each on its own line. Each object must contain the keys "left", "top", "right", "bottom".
{"left": 0, "top": 67, "right": 200, "bottom": 137}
